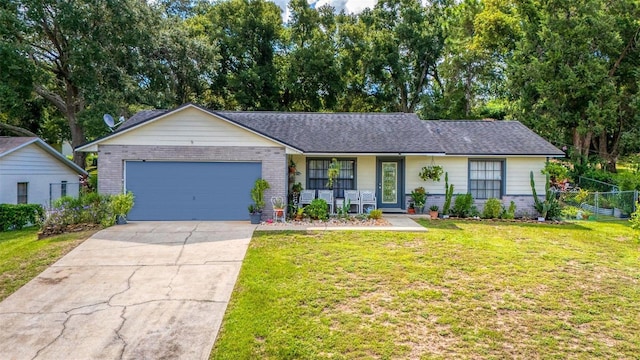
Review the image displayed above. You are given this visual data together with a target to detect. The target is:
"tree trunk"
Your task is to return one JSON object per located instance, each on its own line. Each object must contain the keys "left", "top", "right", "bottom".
{"left": 572, "top": 128, "right": 592, "bottom": 158}
{"left": 67, "top": 111, "right": 86, "bottom": 169}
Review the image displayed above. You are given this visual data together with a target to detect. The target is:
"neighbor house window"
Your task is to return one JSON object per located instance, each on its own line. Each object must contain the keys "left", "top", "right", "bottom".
{"left": 61, "top": 181, "right": 68, "bottom": 197}
{"left": 469, "top": 160, "right": 503, "bottom": 199}
{"left": 307, "top": 159, "right": 356, "bottom": 197}
{"left": 17, "top": 182, "right": 28, "bottom": 204}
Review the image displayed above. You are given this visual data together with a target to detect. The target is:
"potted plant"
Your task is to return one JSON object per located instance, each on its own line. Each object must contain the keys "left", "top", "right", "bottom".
{"left": 407, "top": 202, "right": 416, "bottom": 214}
{"left": 295, "top": 207, "right": 304, "bottom": 220}
{"left": 110, "top": 191, "right": 135, "bottom": 225}
{"left": 429, "top": 205, "right": 439, "bottom": 219}
{"left": 272, "top": 197, "right": 285, "bottom": 217}
{"left": 289, "top": 159, "right": 297, "bottom": 174}
{"left": 249, "top": 178, "right": 270, "bottom": 224}
{"left": 410, "top": 187, "right": 426, "bottom": 213}
{"left": 419, "top": 165, "right": 443, "bottom": 182}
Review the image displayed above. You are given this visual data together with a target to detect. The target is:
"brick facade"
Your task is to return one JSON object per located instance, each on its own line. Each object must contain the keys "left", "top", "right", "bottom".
{"left": 97, "top": 144, "right": 287, "bottom": 219}
{"left": 406, "top": 193, "right": 540, "bottom": 218}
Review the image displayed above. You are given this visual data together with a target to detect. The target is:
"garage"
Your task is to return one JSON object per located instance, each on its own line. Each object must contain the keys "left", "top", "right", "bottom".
{"left": 125, "top": 161, "right": 261, "bottom": 221}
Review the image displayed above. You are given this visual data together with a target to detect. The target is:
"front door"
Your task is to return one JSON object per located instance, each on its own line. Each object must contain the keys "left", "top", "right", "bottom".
{"left": 376, "top": 158, "right": 404, "bottom": 209}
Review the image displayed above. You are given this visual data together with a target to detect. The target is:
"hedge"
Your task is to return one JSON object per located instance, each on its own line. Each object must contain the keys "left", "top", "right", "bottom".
{"left": 0, "top": 204, "right": 45, "bottom": 231}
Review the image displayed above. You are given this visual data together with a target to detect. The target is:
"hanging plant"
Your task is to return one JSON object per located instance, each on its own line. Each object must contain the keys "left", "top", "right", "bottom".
{"left": 326, "top": 158, "right": 341, "bottom": 189}
{"left": 419, "top": 165, "right": 443, "bottom": 182}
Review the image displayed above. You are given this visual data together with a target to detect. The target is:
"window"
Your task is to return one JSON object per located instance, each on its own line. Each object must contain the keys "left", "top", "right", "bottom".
{"left": 17, "top": 182, "right": 28, "bottom": 204}
{"left": 60, "top": 181, "right": 68, "bottom": 197}
{"left": 307, "top": 159, "right": 356, "bottom": 197}
{"left": 469, "top": 160, "right": 503, "bottom": 199}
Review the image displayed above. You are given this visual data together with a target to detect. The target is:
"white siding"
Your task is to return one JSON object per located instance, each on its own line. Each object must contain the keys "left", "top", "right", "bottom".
{"left": 290, "top": 154, "right": 306, "bottom": 187}
{"left": 289, "top": 155, "right": 547, "bottom": 197}
{"left": 356, "top": 156, "right": 376, "bottom": 190}
{"left": 0, "top": 144, "right": 80, "bottom": 206}
{"left": 505, "top": 157, "right": 547, "bottom": 195}
{"left": 406, "top": 157, "right": 467, "bottom": 194}
{"left": 102, "top": 107, "right": 279, "bottom": 147}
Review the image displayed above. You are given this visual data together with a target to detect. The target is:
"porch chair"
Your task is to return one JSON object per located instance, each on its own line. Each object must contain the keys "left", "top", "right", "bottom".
{"left": 298, "top": 190, "right": 316, "bottom": 208}
{"left": 343, "top": 190, "right": 360, "bottom": 213}
{"left": 317, "top": 190, "right": 334, "bottom": 214}
{"left": 359, "top": 190, "right": 377, "bottom": 214}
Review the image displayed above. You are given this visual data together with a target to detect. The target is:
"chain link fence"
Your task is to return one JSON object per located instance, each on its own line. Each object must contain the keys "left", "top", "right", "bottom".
{"left": 557, "top": 189, "right": 638, "bottom": 220}
{"left": 49, "top": 182, "right": 81, "bottom": 207}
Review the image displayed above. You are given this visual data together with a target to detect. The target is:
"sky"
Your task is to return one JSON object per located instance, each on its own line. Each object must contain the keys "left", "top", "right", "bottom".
{"left": 270, "top": 0, "right": 378, "bottom": 21}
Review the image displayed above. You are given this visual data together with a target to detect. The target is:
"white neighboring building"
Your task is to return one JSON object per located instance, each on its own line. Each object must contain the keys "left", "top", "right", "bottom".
{"left": 0, "top": 137, "right": 87, "bottom": 207}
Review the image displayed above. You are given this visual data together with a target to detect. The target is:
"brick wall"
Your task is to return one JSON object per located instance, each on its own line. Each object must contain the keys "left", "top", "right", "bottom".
{"left": 405, "top": 193, "right": 540, "bottom": 218}
{"left": 97, "top": 144, "right": 286, "bottom": 219}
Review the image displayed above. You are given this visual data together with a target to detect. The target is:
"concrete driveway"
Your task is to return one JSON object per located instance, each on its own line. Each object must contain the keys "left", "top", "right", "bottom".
{"left": 0, "top": 221, "right": 255, "bottom": 360}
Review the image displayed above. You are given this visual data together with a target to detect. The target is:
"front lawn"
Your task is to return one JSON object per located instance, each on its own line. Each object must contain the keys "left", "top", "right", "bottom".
{"left": 0, "top": 228, "right": 95, "bottom": 301}
{"left": 211, "top": 220, "right": 640, "bottom": 359}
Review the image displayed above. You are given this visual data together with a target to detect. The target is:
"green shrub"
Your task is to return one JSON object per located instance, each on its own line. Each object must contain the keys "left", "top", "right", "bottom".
{"left": 305, "top": 198, "right": 328, "bottom": 220}
{"left": 542, "top": 161, "right": 569, "bottom": 182}
{"left": 482, "top": 198, "right": 502, "bottom": 219}
{"left": 42, "top": 193, "right": 116, "bottom": 235}
{"left": 615, "top": 172, "right": 640, "bottom": 191}
{"left": 501, "top": 201, "right": 516, "bottom": 219}
{"left": 368, "top": 209, "right": 383, "bottom": 220}
{"left": 110, "top": 192, "right": 135, "bottom": 218}
{"left": 452, "top": 193, "right": 474, "bottom": 218}
{"left": 0, "top": 204, "right": 44, "bottom": 231}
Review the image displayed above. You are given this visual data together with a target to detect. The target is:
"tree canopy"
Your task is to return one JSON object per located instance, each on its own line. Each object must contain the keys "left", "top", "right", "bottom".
{"left": 1, "top": 0, "right": 638, "bottom": 170}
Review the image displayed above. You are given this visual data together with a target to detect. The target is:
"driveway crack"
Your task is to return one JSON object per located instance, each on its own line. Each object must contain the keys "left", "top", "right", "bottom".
{"left": 114, "top": 306, "right": 128, "bottom": 360}
{"left": 174, "top": 230, "right": 194, "bottom": 265}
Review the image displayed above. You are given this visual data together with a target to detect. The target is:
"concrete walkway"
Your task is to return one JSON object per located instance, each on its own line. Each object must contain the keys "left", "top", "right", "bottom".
{"left": 0, "top": 221, "right": 256, "bottom": 360}
{"left": 256, "top": 214, "right": 428, "bottom": 232}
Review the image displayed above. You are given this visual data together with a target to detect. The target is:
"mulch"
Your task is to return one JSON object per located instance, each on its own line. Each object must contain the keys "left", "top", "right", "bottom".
{"left": 38, "top": 223, "right": 103, "bottom": 239}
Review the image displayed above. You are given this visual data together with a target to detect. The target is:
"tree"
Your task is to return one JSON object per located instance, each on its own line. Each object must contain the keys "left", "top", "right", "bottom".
{"left": 279, "top": 0, "right": 344, "bottom": 111}
{"left": 205, "top": 0, "right": 283, "bottom": 110}
{"left": 508, "top": 0, "right": 640, "bottom": 171}
{"left": 1, "top": 0, "right": 161, "bottom": 167}
{"left": 359, "top": 0, "right": 449, "bottom": 113}
{"left": 433, "top": 0, "right": 508, "bottom": 119}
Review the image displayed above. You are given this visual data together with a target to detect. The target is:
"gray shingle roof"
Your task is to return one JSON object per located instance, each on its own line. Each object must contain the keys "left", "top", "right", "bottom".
{"left": 0, "top": 137, "right": 38, "bottom": 157}
{"left": 216, "top": 111, "right": 444, "bottom": 153}
{"left": 421, "top": 120, "right": 565, "bottom": 156}
{"left": 113, "top": 105, "right": 564, "bottom": 156}
{"left": 118, "top": 110, "right": 168, "bottom": 131}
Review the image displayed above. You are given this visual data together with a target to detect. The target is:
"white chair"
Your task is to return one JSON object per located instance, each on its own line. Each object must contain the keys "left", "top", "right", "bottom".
{"left": 359, "top": 190, "right": 377, "bottom": 214}
{"left": 299, "top": 190, "right": 316, "bottom": 208}
{"left": 317, "top": 190, "right": 334, "bottom": 214}
{"left": 343, "top": 190, "right": 360, "bottom": 213}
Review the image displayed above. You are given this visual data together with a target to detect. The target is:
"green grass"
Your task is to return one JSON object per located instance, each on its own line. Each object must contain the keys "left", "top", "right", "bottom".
{"left": 0, "top": 228, "right": 95, "bottom": 301}
{"left": 210, "top": 220, "right": 640, "bottom": 359}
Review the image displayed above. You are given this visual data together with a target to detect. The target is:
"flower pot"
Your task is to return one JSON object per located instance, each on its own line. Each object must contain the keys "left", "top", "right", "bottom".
{"left": 407, "top": 208, "right": 416, "bottom": 214}
{"left": 250, "top": 213, "right": 262, "bottom": 224}
{"left": 430, "top": 211, "right": 438, "bottom": 219}
{"left": 275, "top": 209, "right": 284, "bottom": 217}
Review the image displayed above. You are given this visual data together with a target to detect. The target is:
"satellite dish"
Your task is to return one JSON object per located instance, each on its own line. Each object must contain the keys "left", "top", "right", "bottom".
{"left": 103, "top": 114, "right": 115, "bottom": 128}
{"left": 103, "top": 113, "right": 125, "bottom": 132}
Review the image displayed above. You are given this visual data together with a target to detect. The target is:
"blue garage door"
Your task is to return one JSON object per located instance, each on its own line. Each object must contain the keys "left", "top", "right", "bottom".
{"left": 125, "top": 161, "right": 261, "bottom": 221}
